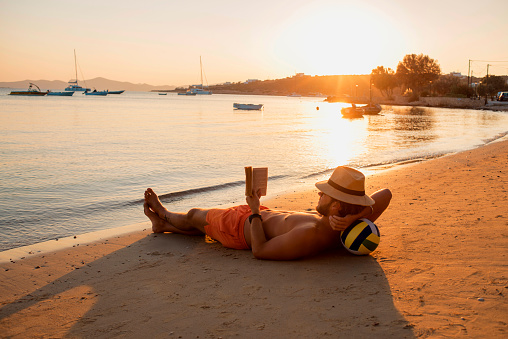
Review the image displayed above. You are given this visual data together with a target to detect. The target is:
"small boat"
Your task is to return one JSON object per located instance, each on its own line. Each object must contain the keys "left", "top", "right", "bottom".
{"left": 9, "top": 83, "right": 47, "bottom": 96}
{"left": 108, "top": 90, "right": 125, "bottom": 94}
{"left": 287, "top": 93, "right": 301, "bottom": 97}
{"left": 233, "top": 103, "right": 264, "bottom": 110}
{"left": 341, "top": 104, "right": 364, "bottom": 118}
{"left": 84, "top": 89, "right": 108, "bottom": 96}
{"left": 341, "top": 101, "right": 381, "bottom": 117}
{"left": 65, "top": 50, "right": 91, "bottom": 92}
{"left": 158, "top": 93, "right": 167, "bottom": 95}
{"left": 47, "top": 91, "right": 74, "bottom": 96}
{"left": 178, "top": 91, "right": 197, "bottom": 96}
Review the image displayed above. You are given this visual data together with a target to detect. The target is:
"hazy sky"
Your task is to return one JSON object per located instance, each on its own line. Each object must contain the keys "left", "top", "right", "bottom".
{"left": 1, "top": 0, "right": 507, "bottom": 86}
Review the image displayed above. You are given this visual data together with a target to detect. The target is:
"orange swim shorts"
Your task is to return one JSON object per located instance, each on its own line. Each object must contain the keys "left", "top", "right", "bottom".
{"left": 205, "top": 205, "right": 269, "bottom": 250}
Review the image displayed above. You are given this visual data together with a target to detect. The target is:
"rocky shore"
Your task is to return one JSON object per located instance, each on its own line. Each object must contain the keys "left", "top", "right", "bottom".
{"left": 376, "top": 96, "right": 508, "bottom": 112}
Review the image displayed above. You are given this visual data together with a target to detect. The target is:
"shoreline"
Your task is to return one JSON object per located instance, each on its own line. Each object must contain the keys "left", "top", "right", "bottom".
{"left": 159, "top": 89, "right": 508, "bottom": 112}
{"left": 0, "top": 148, "right": 475, "bottom": 259}
{"left": 1, "top": 133, "right": 506, "bottom": 261}
{"left": 1, "top": 139, "right": 507, "bottom": 337}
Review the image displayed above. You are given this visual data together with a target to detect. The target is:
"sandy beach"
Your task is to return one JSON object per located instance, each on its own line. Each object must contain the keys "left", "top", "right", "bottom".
{"left": 1, "top": 140, "right": 507, "bottom": 338}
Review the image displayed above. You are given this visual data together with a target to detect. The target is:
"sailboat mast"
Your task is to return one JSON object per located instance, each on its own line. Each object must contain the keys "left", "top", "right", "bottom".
{"left": 74, "top": 49, "right": 78, "bottom": 84}
{"left": 200, "top": 56, "right": 203, "bottom": 89}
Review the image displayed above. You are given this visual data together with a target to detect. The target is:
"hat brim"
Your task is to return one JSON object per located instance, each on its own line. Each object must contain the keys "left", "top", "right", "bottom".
{"left": 315, "top": 180, "right": 375, "bottom": 206}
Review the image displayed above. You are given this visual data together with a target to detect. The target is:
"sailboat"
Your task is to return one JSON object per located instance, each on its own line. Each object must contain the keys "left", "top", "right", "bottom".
{"left": 190, "top": 56, "right": 212, "bottom": 95}
{"left": 65, "top": 50, "right": 91, "bottom": 92}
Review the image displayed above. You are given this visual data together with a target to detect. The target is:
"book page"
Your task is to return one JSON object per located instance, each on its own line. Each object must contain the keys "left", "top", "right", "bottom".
{"left": 245, "top": 167, "right": 268, "bottom": 196}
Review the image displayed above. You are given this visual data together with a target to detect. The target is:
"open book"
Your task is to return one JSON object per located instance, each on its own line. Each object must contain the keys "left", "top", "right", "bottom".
{"left": 245, "top": 167, "right": 268, "bottom": 197}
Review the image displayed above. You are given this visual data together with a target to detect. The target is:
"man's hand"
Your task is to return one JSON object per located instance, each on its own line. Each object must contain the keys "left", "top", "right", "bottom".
{"left": 246, "top": 189, "right": 261, "bottom": 214}
{"left": 328, "top": 214, "right": 357, "bottom": 232}
{"left": 329, "top": 206, "right": 373, "bottom": 231}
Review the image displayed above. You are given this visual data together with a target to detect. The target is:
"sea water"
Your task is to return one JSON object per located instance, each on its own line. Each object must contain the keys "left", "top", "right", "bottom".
{"left": 0, "top": 89, "right": 507, "bottom": 251}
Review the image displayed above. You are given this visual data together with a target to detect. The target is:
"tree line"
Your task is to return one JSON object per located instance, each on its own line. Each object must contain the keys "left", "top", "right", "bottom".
{"left": 372, "top": 53, "right": 507, "bottom": 101}
{"left": 198, "top": 54, "right": 507, "bottom": 100}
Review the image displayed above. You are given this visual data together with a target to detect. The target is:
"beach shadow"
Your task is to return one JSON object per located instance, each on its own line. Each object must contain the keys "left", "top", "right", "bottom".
{"left": 0, "top": 232, "right": 415, "bottom": 338}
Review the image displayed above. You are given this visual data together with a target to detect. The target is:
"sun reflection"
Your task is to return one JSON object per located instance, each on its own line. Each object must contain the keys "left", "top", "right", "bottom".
{"left": 308, "top": 102, "right": 369, "bottom": 169}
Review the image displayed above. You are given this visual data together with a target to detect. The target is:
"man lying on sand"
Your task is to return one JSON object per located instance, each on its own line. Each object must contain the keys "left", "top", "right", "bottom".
{"left": 144, "top": 166, "right": 391, "bottom": 260}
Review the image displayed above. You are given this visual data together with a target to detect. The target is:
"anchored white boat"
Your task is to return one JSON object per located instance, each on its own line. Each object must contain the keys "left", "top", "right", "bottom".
{"left": 84, "top": 89, "right": 108, "bottom": 96}
{"left": 233, "top": 103, "right": 264, "bottom": 110}
{"left": 47, "top": 91, "right": 74, "bottom": 96}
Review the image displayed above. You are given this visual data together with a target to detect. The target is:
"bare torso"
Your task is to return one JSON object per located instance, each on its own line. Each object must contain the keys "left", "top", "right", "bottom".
{"left": 243, "top": 209, "right": 341, "bottom": 253}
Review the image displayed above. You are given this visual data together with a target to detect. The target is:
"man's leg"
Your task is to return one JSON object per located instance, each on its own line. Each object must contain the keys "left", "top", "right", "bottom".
{"left": 144, "top": 188, "right": 208, "bottom": 234}
{"left": 368, "top": 189, "right": 392, "bottom": 222}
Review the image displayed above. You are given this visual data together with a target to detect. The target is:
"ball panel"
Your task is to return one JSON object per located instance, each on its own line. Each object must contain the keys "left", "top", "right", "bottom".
{"left": 349, "top": 225, "right": 375, "bottom": 251}
{"left": 340, "top": 218, "right": 380, "bottom": 255}
{"left": 362, "top": 235, "right": 380, "bottom": 252}
{"left": 340, "top": 219, "right": 362, "bottom": 242}
{"left": 341, "top": 220, "right": 367, "bottom": 248}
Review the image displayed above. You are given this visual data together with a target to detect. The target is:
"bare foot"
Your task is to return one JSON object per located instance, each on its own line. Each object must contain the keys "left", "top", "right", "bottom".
{"left": 144, "top": 202, "right": 204, "bottom": 236}
{"left": 144, "top": 188, "right": 169, "bottom": 220}
{"left": 144, "top": 203, "right": 171, "bottom": 233}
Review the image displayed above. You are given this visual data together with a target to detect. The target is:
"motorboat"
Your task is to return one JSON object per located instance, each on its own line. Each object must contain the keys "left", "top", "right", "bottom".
{"left": 108, "top": 90, "right": 125, "bottom": 94}
{"left": 47, "top": 91, "right": 74, "bottom": 96}
{"left": 178, "top": 91, "right": 197, "bottom": 96}
{"left": 341, "top": 101, "right": 381, "bottom": 117}
{"left": 9, "top": 83, "right": 47, "bottom": 96}
{"left": 84, "top": 89, "right": 108, "bottom": 96}
{"left": 158, "top": 93, "right": 168, "bottom": 95}
{"left": 233, "top": 103, "right": 264, "bottom": 110}
{"left": 65, "top": 50, "right": 91, "bottom": 92}
{"left": 341, "top": 104, "right": 364, "bottom": 118}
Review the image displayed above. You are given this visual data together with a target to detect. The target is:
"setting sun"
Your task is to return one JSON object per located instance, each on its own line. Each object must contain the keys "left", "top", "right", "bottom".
{"left": 271, "top": 2, "right": 407, "bottom": 76}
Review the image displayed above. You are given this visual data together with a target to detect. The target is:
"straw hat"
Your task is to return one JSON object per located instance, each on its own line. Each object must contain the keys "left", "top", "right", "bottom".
{"left": 315, "top": 166, "right": 375, "bottom": 206}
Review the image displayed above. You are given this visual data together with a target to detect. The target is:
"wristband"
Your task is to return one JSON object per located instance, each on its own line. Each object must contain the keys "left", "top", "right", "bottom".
{"left": 249, "top": 214, "right": 262, "bottom": 223}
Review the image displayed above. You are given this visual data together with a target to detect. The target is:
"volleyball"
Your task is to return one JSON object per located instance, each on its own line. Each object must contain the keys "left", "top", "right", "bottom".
{"left": 340, "top": 218, "right": 380, "bottom": 255}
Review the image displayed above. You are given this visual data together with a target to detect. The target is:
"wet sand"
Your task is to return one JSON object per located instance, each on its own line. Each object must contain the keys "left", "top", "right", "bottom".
{"left": 0, "top": 139, "right": 507, "bottom": 338}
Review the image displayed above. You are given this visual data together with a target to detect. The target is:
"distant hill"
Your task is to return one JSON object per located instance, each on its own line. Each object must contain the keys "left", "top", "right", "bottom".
{"left": 0, "top": 77, "right": 175, "bottom": 91}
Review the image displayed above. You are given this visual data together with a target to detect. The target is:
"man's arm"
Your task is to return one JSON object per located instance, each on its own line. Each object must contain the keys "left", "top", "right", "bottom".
{"left": 328, "top": 206, "right": 372, "bottom": 231}
{"left": 329, "top": 188, "right": 392, "bottom": 231}
{"left": 246, "top": 190, "right": 323, "bottom": 260}
{"left": 250, "top": 221, "right": 323, "bottom": 260}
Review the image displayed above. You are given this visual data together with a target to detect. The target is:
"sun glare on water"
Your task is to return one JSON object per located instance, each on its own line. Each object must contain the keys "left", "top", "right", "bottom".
{"left": 271, "top": 2, "right": 403, "bottom": 76}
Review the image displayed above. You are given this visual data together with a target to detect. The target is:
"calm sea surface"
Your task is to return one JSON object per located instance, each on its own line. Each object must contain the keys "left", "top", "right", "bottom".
{"left": 1, "top": 89, "right": 507, "bottom": 251}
